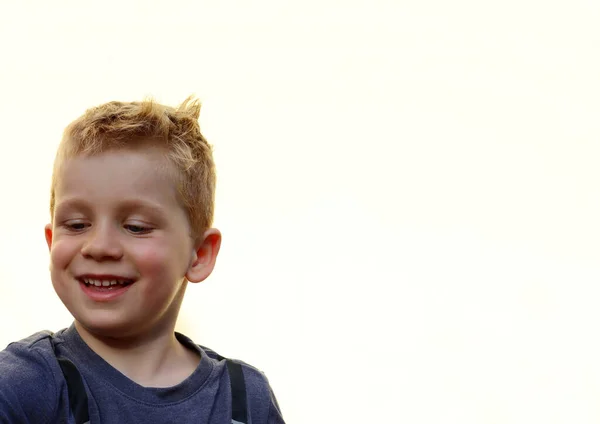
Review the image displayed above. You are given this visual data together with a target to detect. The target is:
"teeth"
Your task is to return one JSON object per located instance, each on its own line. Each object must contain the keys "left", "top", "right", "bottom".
{"left": 82, "top": 278, "right": 130, "bottom": 286}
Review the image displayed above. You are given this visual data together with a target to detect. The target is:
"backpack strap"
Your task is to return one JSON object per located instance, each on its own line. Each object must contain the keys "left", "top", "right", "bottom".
{"left": 206, "top": 348, "right": 248, "bottom": 424}
{"left": 49, "top": 336, "right": 90, "bottom": 424}
{"left": 225, "top": 359, "right": 248, "bottom": 424}
{"left": 50, "top": 335, "right": 248, "bottom": 424}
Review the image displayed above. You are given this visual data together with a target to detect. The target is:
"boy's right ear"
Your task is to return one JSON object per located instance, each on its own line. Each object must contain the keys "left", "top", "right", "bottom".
{"left": 45, "top": 224, "right": 53, "bottom": 251}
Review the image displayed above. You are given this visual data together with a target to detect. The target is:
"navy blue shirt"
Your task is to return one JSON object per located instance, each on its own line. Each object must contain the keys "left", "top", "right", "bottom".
{"left": 0, "top": 325, "right": 285, "bottom": 423}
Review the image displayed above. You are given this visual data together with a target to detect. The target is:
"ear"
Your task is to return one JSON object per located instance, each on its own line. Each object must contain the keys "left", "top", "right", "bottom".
{"left": 186, "top": 228, "right": 222, "bottom": 283}
{"left": 44, "top": 224, "right": 53, "bottom": 251}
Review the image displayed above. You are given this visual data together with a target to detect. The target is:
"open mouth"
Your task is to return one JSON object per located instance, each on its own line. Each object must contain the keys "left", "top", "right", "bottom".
{"left": 77, "top": 276, "right": 136, "bottom": 301}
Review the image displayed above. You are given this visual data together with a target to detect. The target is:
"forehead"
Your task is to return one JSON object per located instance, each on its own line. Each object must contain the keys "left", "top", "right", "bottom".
{"left": 54, "top": 147, "right": 180, "bottom": 208}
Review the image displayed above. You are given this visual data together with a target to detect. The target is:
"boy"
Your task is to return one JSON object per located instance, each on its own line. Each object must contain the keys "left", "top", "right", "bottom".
{"left": 0, "top": 97, "right": 285, "bottom": 423}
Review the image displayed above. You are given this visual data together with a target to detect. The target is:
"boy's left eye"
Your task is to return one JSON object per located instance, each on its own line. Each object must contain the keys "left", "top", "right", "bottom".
{"left": 125, "top": 224, "right": 151, "bottom": 234}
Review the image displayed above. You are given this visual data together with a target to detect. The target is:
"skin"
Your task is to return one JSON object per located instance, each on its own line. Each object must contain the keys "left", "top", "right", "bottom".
{"left": 44, "top": 145, "right": 221, "bottom": 387}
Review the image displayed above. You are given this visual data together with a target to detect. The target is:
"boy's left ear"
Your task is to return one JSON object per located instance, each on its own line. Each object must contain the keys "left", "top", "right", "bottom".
{"left": 186, "top": 228, "right": 222, "bottom": 283}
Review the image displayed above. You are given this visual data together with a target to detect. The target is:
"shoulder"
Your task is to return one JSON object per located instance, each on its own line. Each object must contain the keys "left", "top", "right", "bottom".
{"left": 198, "top": 344, "right": 269, "bottom": 388}
{"left": 1, "top": 330, "right": 57, "bottom": 384}
{"left": 0, "top": 331, "right": 61, "bottom": 423}
{"left": 200, "top": 345, "right": 285, "bottom": 424}
{"left": 231, "top": 359, "right": 285, "bottom": 424}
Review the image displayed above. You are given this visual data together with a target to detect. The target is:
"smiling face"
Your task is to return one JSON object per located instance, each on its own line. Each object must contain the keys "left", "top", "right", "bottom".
{"left": 46, "top": 146, "right": 215, "bottom": 339}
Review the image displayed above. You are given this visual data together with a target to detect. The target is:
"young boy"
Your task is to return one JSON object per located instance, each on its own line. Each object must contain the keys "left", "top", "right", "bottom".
{"left": 0, "top": 97, "right": 285, "bottom": 423}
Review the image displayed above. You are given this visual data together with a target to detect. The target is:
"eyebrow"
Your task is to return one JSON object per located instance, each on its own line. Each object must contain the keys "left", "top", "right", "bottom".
{"left": 54, "top": 197, "right": 167, "bottom": 216}
{"left": 116, "top": 198, "right": 167, "bottom": 215}
{"left": 53, "top": 198, "right": 92, "bottom": 215}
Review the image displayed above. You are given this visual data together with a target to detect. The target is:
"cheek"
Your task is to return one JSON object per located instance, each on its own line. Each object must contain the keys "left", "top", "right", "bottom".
{"left": 49, "top": 238, "right": 80, "bottom": 270}
{"left": 131, "top": 243, "right": 181, "bottom": 276}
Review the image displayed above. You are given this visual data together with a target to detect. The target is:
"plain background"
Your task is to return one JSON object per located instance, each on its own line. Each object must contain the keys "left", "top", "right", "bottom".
{"left": 1, "top": 1, "right": 599, "bottom": 423}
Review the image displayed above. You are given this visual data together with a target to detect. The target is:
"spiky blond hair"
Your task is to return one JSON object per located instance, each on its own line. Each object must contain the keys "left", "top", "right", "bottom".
{"left": 50, "top": 95, "right": 216, "bottom": 237}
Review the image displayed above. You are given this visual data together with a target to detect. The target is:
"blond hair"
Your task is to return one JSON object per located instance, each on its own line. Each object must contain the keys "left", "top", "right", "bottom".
{"left": 50, "top": 96, "right": 216, "bottom": 237}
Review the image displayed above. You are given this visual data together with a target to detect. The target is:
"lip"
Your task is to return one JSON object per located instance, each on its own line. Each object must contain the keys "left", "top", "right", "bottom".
{"left": 77, "top": 276, "right": 136, "bottom": 302}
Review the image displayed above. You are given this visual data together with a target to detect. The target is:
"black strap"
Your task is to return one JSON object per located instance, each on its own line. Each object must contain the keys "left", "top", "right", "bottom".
{"left": 50, "top": 338, "right": 90, "bottom": 424}
{"left": 50, "top": 335, "right": 247, "bottom": 424}
{"left": 226, "top": 360, "right": 248, "bottom": 424}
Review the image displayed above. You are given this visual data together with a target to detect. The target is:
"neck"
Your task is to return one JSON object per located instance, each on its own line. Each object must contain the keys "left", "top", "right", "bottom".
{"left": 74, "top": 321, "right": 200, "bottom": 387}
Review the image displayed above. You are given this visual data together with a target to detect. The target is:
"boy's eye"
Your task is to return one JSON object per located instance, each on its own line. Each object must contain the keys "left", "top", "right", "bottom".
{"left": 125, "top": 224, "right": 151, "bottom": 234}
{"left": 65, "top": 222, "right": 88, "bottom": 231}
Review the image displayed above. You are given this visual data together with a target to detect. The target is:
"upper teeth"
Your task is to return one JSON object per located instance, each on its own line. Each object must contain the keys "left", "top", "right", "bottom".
{"left": 83, "top": 279, "right": 129, "bottom": 286}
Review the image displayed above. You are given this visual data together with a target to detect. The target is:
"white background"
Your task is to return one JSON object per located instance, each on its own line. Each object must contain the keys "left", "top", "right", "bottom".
{"left": 1, "top": 1, "right": 599, "bottom": 423}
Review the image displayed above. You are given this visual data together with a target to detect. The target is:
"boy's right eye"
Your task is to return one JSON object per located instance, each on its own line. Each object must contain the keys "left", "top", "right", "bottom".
{"left": 64, "top": 221, "right": 88, "bottom": 231}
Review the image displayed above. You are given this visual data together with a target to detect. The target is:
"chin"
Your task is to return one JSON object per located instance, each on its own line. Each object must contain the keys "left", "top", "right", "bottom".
{"left": 74, "top": 311, "right": 140, "bottom": 339}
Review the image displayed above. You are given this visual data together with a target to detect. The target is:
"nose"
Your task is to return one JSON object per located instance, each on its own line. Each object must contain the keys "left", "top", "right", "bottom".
{"left": 80, "top": 223, "right": 123, "bottom": 261}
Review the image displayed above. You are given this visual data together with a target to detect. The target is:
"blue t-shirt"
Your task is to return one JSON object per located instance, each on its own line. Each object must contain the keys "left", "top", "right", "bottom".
{"left": 0, "top": 324, "right": 285, "bottom": 423}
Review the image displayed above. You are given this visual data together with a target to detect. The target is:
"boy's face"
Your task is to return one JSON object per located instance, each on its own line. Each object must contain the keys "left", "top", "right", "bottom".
{"left": 45, "top": 146, "right": 218, "bottom": 338}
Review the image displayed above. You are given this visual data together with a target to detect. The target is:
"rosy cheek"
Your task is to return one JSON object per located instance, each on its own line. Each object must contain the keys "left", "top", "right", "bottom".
{"left": 49, "top": 238, "right": 79, "bottom": 268}
{"left": 133, "top": 245, "right": 169, "bottom": 273}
